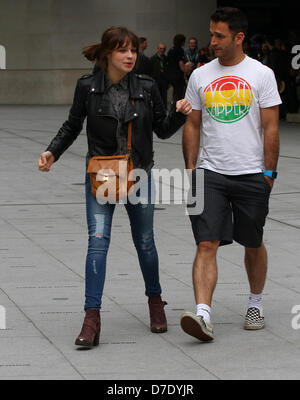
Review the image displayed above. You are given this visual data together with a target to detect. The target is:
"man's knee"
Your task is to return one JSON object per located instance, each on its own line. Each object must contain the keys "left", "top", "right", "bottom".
{"left": 245, "top": 242, "right": 266, "bottom": 255}
{"left": 197, "top": 240, "right": 219, "bottom": 255}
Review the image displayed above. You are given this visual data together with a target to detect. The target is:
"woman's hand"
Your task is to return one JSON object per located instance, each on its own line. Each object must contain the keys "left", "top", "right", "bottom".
{"left": 38, "top": 151, "right": 55, "bottom": 172}
{"left": 176, "top": 99, "right": 192, "bottom": 115}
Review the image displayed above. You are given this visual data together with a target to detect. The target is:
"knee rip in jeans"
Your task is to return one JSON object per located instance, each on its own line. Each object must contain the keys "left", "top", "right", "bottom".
{"left": 92, "top": 259, "right": 98, "bottom": 275}
{"left": 94, "top": 214, "right": 105, "bottom": 238}
{"left": 138, "top": 232, "right": 154, "bottom": 252}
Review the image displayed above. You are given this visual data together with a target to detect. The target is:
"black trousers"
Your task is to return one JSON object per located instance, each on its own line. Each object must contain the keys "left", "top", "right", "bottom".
{"left": 170, "top": 79, "right": 186, "bottom": 103}
{"left": 157, "top": 79, "right": 168, "bottom": 108}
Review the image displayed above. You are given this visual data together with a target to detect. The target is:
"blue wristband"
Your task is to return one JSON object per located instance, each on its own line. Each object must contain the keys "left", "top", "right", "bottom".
{"left": 264, "top": 170, "right": 278, "bottom": 179}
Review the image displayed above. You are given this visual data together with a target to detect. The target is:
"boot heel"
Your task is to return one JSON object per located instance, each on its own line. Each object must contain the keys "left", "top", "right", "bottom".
{"left": 148, "top": 296, "right": 168, "bottom": 333}
{"left": 75, "top": 309, "right": 101, "bottom": 349}
{"left": 93, "top": 331, "right": 100, "bottom": 346}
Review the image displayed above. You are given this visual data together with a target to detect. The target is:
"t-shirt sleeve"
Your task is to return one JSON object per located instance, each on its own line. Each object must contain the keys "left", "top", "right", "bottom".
{"left": 185, "top": 71, "right": 203, "bottom": 110}
{"left": 259, "top": 67, "right": 282, "bottom": 108}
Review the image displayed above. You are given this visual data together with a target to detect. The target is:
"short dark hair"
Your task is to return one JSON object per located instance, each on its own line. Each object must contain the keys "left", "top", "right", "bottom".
{"left": 210, "top": 7, "right": 248, "bottom": 36}
{"left": 139, "top": 37, "right": 147, "bottom": 44}
{"left": 173, "top": 34, "right": 186, "bottom": 47}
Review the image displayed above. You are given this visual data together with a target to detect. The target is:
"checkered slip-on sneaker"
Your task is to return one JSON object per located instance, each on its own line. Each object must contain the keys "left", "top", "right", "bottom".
{"left": 180, "top": 312, "right": 214, "bottom": 341}
{"left": 244, "top": 307, "right": 265, "bottom": 330}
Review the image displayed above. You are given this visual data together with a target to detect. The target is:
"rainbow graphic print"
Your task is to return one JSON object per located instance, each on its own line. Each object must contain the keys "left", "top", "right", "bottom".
{"left": 203, "top": 76, "right": 253, "bottom": 123}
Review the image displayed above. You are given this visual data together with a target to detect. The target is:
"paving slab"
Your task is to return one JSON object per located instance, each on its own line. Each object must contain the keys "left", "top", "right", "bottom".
{"left": 0, "top": 106, "right": 300, "bottom": 380}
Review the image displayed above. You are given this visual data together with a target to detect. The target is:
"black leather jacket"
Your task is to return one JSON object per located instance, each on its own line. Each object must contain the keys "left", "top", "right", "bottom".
{"left": 46, "top": 68, "right": 186, "bottom": 172}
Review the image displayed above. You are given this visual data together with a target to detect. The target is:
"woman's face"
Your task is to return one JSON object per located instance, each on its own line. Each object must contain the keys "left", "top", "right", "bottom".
{"left": 107, "top": 42, "right": 137, "bottom": 76}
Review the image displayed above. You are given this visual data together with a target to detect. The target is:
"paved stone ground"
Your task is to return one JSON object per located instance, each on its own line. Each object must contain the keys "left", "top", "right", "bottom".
{"left": 0, "top": 105, "right": 300, "bottom": 380}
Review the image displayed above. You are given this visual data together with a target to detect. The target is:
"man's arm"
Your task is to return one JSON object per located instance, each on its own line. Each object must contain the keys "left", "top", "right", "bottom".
{"left": 260, "top": 105, "right": 280, "bottom": 187}
{"left": 182, "top": 110, "right": 202, "bottom": 170}
{"left": 179, "top": 60, "right": 186, "bottom": 73}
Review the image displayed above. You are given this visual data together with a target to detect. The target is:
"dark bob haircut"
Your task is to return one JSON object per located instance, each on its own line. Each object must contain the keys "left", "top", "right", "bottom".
{"left": 82, "top": 26, "right": 140, "bottom": 71}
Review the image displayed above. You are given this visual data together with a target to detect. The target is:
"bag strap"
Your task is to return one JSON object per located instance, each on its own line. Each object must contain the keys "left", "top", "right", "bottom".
{"left": 127, "top": 99, "right": 135, "bottom": 152}
{"left": 127, "top": 120, "right": 132, "bottom": 152}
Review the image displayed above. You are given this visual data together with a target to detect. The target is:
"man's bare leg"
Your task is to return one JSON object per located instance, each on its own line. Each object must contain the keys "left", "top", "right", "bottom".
{"left": 244, "top": 242, "right": 267, "bottom": 294}
{"left": 180, "top": 240, "right": 219, "bottom": 341}
{"left": 193, "top": 240, "right": 220, "bottom": 306}
{"left": 243, "top": 242, "right": 267, "bottom": 330}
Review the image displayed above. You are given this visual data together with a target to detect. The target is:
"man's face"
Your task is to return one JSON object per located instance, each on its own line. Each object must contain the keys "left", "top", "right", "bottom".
{"left": 189, "top": 39, "right": 197, "bottom": 50}
{"left": 261, "top": 43, "right": 268, "bottom": 53}
{"left": 210, "top": 20, "right": 243, "bottom": 60}
{"left": 141, "top": 40, "right": 148, "bottom": 51}
{"left": 157, "top": 44, "right": 166, "bottom": 56}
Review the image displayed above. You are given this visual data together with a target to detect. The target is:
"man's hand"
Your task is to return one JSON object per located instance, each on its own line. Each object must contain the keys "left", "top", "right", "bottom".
{"left": 184, "top": 62, "right": 193, "bottom": 75}
{"left": 264, "top": 175, "right": 274, "bottom": 189}
{"left": 176, "top": 99, "right": 192, "bottom": 115}
{"left": 38, "top": 151, "right": 55, "bottom": 172}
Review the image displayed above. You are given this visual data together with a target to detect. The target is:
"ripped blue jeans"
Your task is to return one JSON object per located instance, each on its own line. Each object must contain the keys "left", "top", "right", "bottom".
{"left": 84, "top": 173, "right": 161, "bottom": 310}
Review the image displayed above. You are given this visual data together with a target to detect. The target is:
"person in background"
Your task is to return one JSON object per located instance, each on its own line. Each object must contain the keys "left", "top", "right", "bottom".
{"left": 166, "top": 34, "right": 187, "bottom": 103}
{"left": 264, "top": 35, "right": 290, "bottom": 119}
{"left": 185, "top": 37, "right": 199, "bottom": 80}
{"left": 261, "top": 42, "right": 269, "bottom": 65}
{"left": 197, "top": 47, "right": 210, "bottom": 67}
{"left": 243, "top": 40, "right": 251, "bottom": 56}
{"left": 136, "top": 37, "right": 153, "bottom": 76}
{"left": 150, "top": 43, "right": 169, "bottom": 107}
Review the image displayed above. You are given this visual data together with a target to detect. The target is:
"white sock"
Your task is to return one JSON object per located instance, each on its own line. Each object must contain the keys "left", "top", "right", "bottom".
{"left": 248, "top": 292, "right": 263, "bottom": 313}
{"left": 196, "top": 304, "right": 211, "bottom": 323}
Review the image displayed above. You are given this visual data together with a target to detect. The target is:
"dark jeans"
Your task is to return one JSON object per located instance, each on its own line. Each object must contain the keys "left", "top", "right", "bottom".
{"left": 84, "top": 173, "right": 161, "bottom": 310}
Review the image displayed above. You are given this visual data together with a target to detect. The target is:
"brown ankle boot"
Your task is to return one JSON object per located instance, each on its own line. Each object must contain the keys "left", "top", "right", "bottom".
{"left": 75, "top": 309, "right": 101, "bottom": 348}
{"left": 148, "top": 296, "right": 168, "bottom": 333}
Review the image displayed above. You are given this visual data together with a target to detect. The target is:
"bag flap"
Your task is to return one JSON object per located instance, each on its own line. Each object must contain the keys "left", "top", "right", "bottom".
{"left": 87, "top": 155, "right": 130, "bottom": 175}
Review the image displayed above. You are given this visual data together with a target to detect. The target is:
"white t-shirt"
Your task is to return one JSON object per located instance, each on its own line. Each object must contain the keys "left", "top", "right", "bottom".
{"left": 185, "top": 55, "right": 282, "bottom": 175}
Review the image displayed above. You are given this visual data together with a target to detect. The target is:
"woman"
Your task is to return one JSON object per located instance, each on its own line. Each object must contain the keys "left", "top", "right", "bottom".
{"left": 38, "top": 26, "right": 192, "bottom": 349}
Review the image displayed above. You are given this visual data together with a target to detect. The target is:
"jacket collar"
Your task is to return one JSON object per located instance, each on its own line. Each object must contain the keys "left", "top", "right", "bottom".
{"left": 91, "top": 69, "right": 143, "bottom": 99}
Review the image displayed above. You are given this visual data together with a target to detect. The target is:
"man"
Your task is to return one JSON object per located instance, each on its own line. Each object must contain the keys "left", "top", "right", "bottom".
{"left": 166, "top": 34, "right": 186, "bottom": 103}
{"left": 181, "top": 7, "right": 281, "bottom": 342}
{"left": 150, "top": 43, "right": 168, "bottom": 107}
{"left": 136, "top": 37, "right": 152, "bottom": 76}
{"left": 185, "top": 37, "right": 199, "bottom": 80}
